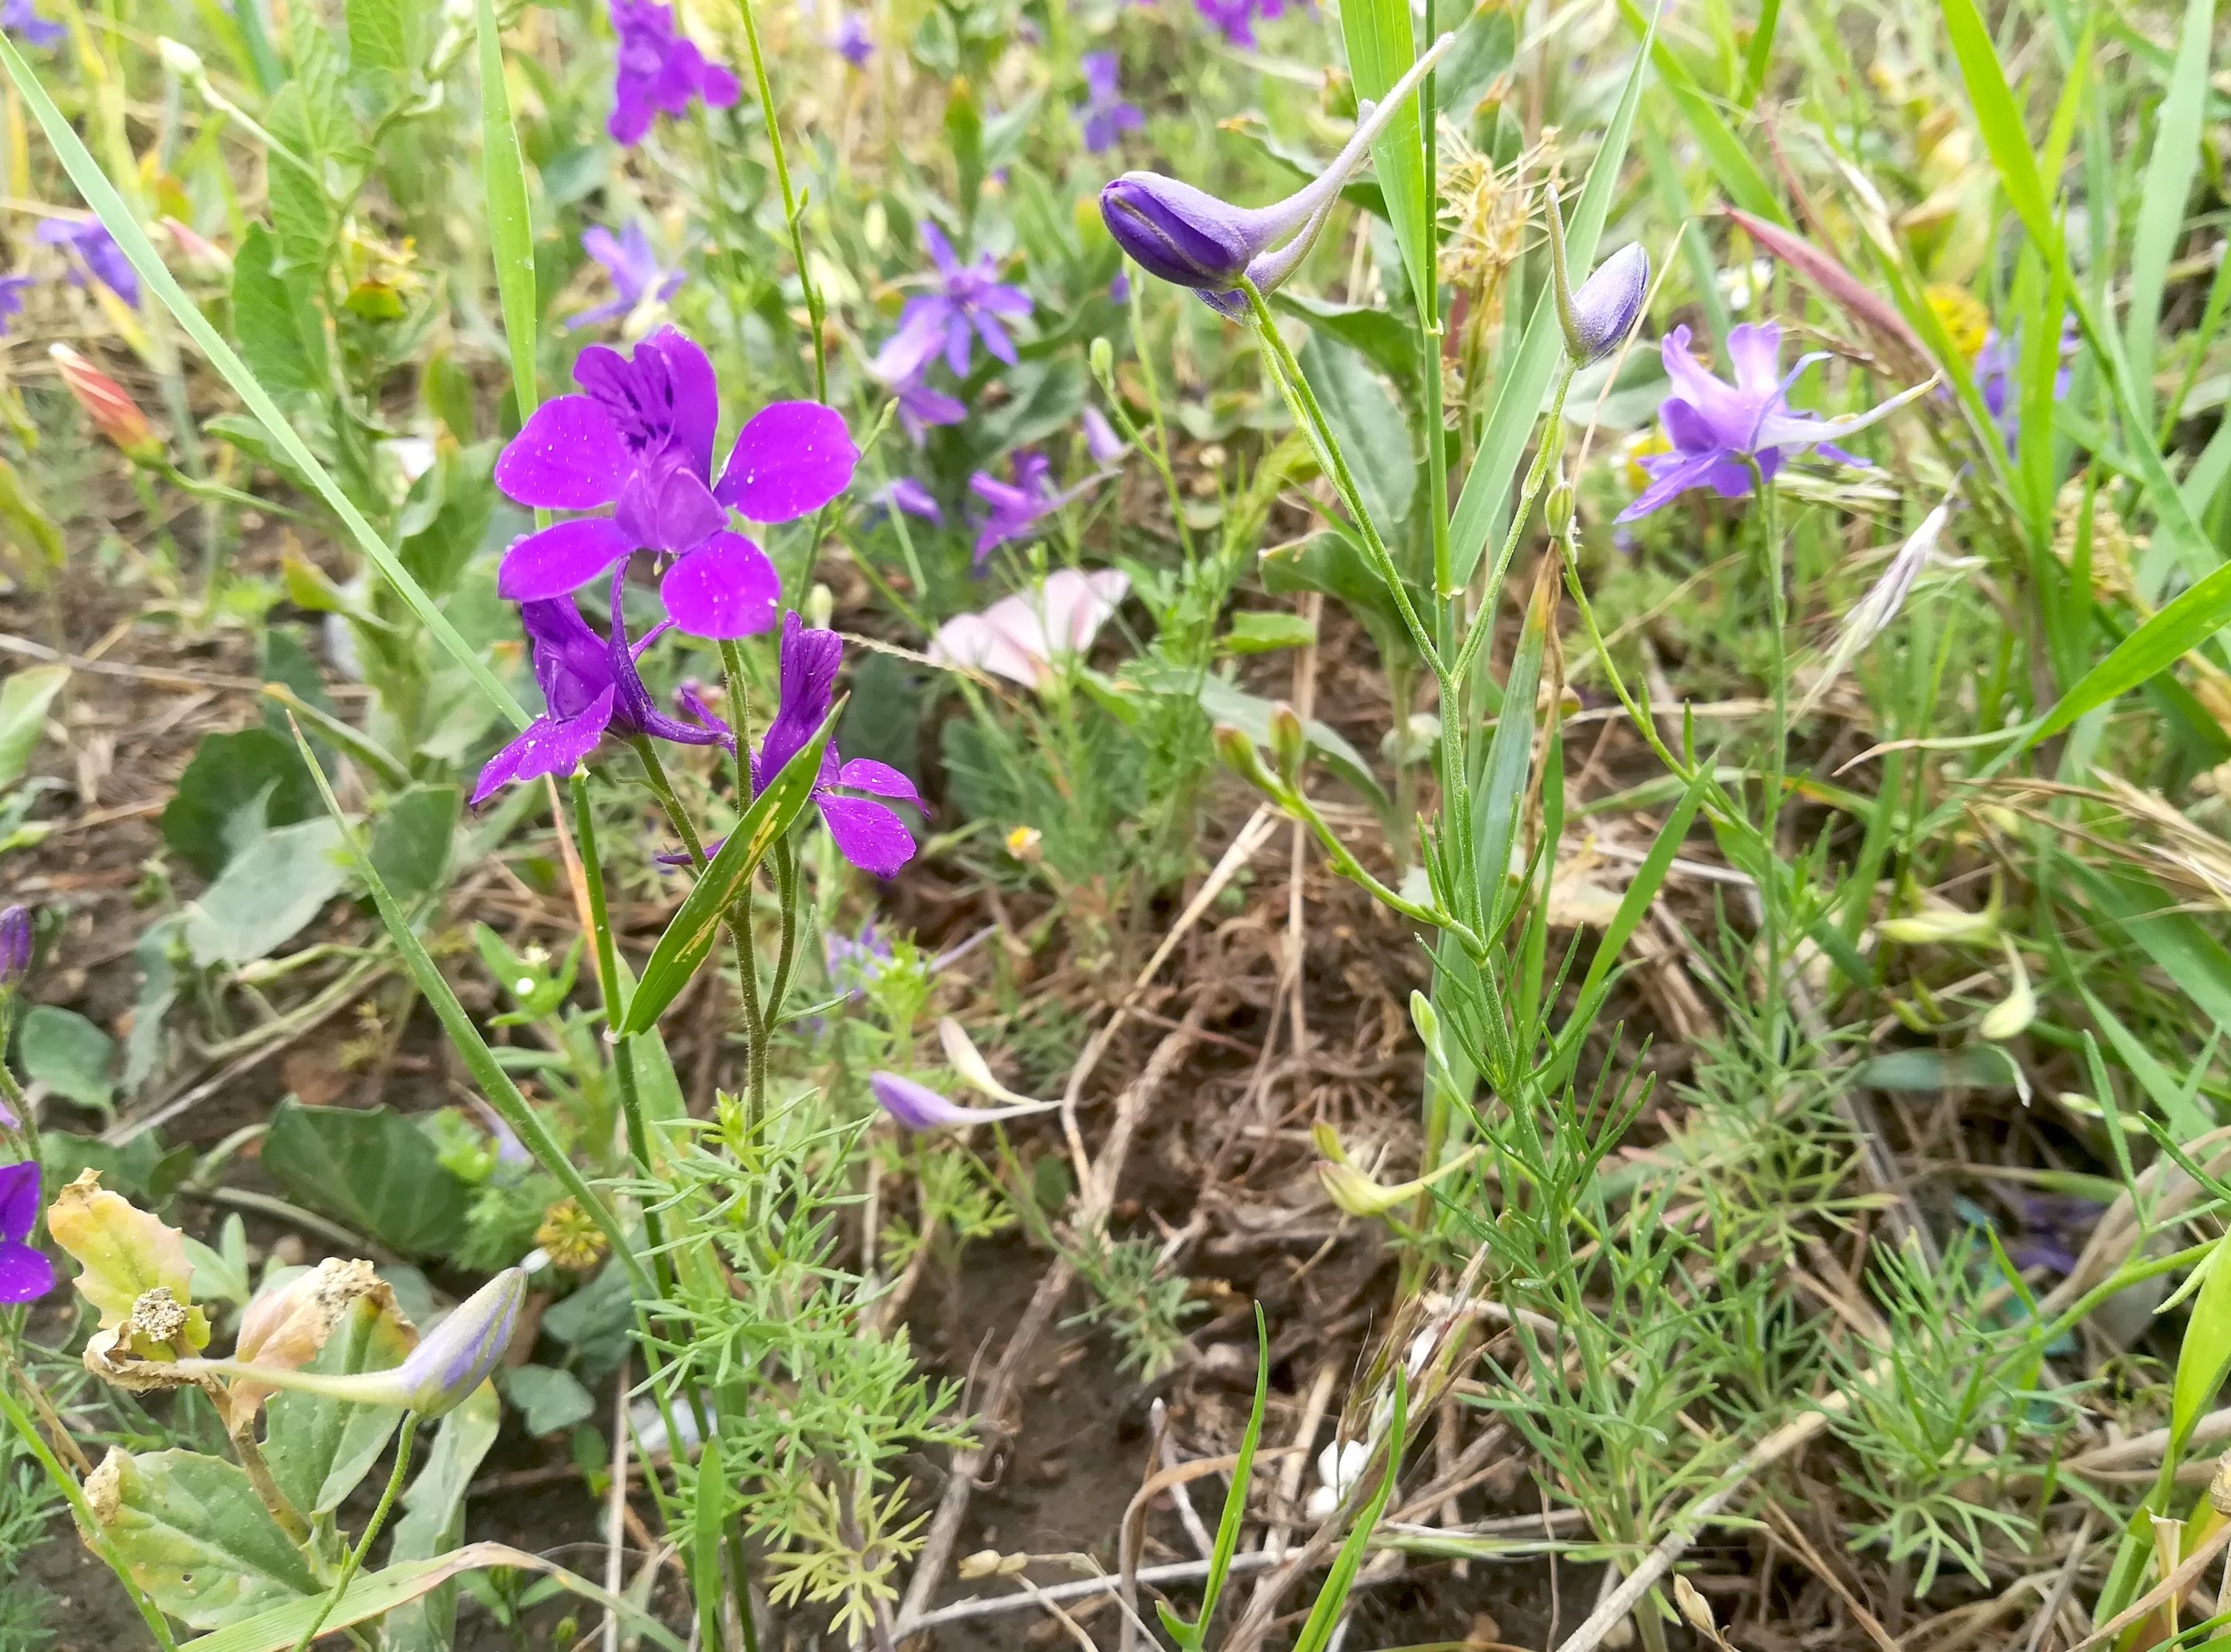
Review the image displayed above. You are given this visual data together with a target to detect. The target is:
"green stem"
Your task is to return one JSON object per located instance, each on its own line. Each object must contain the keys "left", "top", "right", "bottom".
{"left": 731, "top": 0, "right": 826, "bottom": 402}
{"left": 289, "top": 1412, "right": 418, "bottom": 1652}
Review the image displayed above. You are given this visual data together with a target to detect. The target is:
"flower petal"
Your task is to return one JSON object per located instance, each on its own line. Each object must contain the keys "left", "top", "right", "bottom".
{"left": 0, "top": 1239, "right": 52, "bottom": 1303}
{"left": 613, "top": 459, "right": 726, "bottom": 553}
{"left": 469, "top": 694, "right": 616, "bottom": 806}
{"left": 495, "top": 397, "right": 630, "bottom": 509}
{"left": 1750, "top": 374, "right": 1938, "bottom": 450}
{"left": 498, "top": 517, "right": 634, "bottom": 601}
{"left": 1656, "top": 326, "right": 1757, "bottom": 450}
{"left": 925, "top": 613, "right": 1043, "bottom": 687}
{"left": 836, "top": 758, "right": 923, "bottom": 809}
{"left": 715, "top": 401, "right": 860, "bottom": 521}
{"left": 0, "top": 1162, "right": 37, "bottom": 1243}
{"left": 661, "top": 533, "right": 781, "bottom": 640}
{"left": 818, "top": 795, "right": 916, "bottom": 877}
{"left": 1725, "top": 322, "right": 1786, "bottom": 397}
{"left": 1614, "top": 449, "right": 1734, "bottom": 522}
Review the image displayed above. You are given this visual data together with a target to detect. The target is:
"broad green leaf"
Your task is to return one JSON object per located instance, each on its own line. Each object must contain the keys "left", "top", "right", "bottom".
{"left": 0, "top": 663, "right": 66, "bottom": 790}
{"left": 263, "top": 1290, "right": 416, "bottom": 1514}
{"left": 0, "top": 34, "right": 526, "bottom": 727}
{"left": 86, "top": 1449, "right": 317, "bottom": 1628}
{"left": 1436, "top": 4, "right": 1515, "bottom": 122}
{"left": 181, "top": 817, "right": 349, "bottom": 966}
{"left": 46, "top": 1170, "right": 207, "bottom": 1340}
{"left": 1299, "top": 331, "right": 1414, "bottom": 537}
{"left": 370, "top": 785, "right": 461, "bottom": 904}
{"left": 1335, "top": 0, "right": 1427, "bottom": 303}
{"left": 2172, "top": 1231, "right": 2231, "bottom": 1462}
{"left": 229, "top": 222, "right": 329, "bottom": 397}
{"left": 18, "top": 1004, "right": 116, "bottom": 1111}
{"left": 1447, "top": 4, "right": 1654, "bottom": 592}
{"left": 178, "top": 1541, "right": 688, "bottom": 1652}
{"left": 2028, "top": 557, "right": 2231, "bottom": 743}
{"left": 474, "top": 0, "right": 538, "bottom": 423}
{"left": 1260, "top": 528, "right": 1419, "bottom": 671}
{"left": 162, "top": 727, "right": 321, "bottom": 878}
{"left": 499, "top": 1363, "right": 595, "bottom": 1437}
{"left": 384, "top": 1383, "right": 502, "bottom": 1652}
{"left": 347, "top": 0, "right": 425, "bottom": 105}
{"left": 621, "top": 707, "right": 844, "bottom": 1035}
{"left": 1222, "top": 612, "right": 1319, "bottom": 654}
{"left": 261, "top": 1099, "right": 471, "bottom": 1257}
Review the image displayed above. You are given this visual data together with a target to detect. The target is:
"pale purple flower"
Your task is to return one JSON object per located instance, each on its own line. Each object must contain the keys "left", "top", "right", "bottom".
{"left": 35, "top": 219, "right": 137, "bottom": 309}
{"left": 868, "top": 1071, "right": 1059, "bottom": 1131}
{"left": 608, "top": 0, "right": 740, "bottom": 146}
{"left": 1970, "top": 317, "right": 2075, "bottom": 449}
{"left": 470, "top": 566, "right": 733, "bottom": 806}
{"left": 0, "top": 904, "right": 28, "bottom": 988}
{"left": 826, "top": 920, "right": 894, "bottom": 990}
{"left": 890, "top": 372, "right": 966, "bottom": 446}
{"left": 967, "top": 451, "right": 1105, "bottom": 568}
{"left": 493, "top": 327, "right": 857, "bottom": 636}
{"left": 1193, "top": 0, "right": 1290, "bottom": 46}
{"left": 1076, "top": 53, "right": 1143, "bottom": 154}
{"left": 832, "top": 12, "right": 872, "bottom": 66}
{"left": 1109, "top": 270, "right": 1131, "bottom": 303}
{"left": 0, "top": 273, "right": 31, "bottom": 336}
{"left": 569, "top": 222, "right": 682, "bottom": 332}
{"left": 1082, "top": 407, "right": 1127, "bottom": 464}
{"left": 2, "top": 0, "right": 62, "bottom": 48}
{"left": 870, "top": 477, "right": 944, "bottom": 525}
{"left": 1615, "top": 322, "right": 1935, "bottom": 523}
{"left": 0, "top": 1163, "right": 52, "bottom": 1304}
{"left": 753, "top": 613, "right": 923, "bottom": 878}
{"left": 870, "top": 222, "right": 1032, "bottom": 384}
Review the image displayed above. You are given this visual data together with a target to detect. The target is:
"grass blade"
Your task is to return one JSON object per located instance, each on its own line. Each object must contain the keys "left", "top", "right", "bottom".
{"left": 1616, "top": 0, "right": 1784, "bottom": 226}
{"left": 1336, "top": 0, "right": 1428, "bottom": 306}
{"left": 2028, "top": 558, "right": 2231, "bottom": 743}
{"left": 0, "top": 33, "right": 526, "bottom": 729}
{"left": 2122, "top": 0, "right": 2211, "bottom": 424}
{"left": 475, "top": 0, "right": 540, "bottom": 425}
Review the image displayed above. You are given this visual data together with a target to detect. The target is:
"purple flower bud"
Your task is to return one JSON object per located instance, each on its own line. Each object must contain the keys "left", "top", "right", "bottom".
{"left": 1566, "top": 243, "right": 1650, "bottom": 365}
{"left": 868, "top": 1071, "right": 1059, "bottom": 1131}
{"left": 0, "top": 906, "right": 29, "bottom": 988}
{"left": 395, "top": 1267, "right": 526, "bottom": 1417}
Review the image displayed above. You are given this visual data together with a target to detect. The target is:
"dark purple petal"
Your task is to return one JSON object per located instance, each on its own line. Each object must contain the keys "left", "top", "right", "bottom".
{"left": 756, "top": 613, "right": 844, "bottom": 787}
{"left": 836, "top": 758, "right": 922, "bottom": 808}
{"left": 498, "top": 517, "right": 634, "bottom": 601}
{"left": 0, "top": 1239, "right": 52, "bottom": 1304}
{"left": 0, "top": 1161, "right": 38, "bottom": 1244}
{"left": 819, "top": 795, "right": 916, "bottom": 876}
{"left": 661, "top": 532, "right": 781, "bottom": 639}
{"left": 496, "top": 396, "right": 632, "bottom": 509}
{"left": 470, "top": 695, "right": 617, "bottom": 805}
{"left": 518, "top": 597, "right": 617, "bottom": 718}
{"left": 1100, "top": 174, "right": 1257, "bottom": 289}
{"left": 613, "top": 456, "right": 726, "bottom": 553}
{"left": 609, "top": 82, "right": 656, "bottom": 145}
{"left": 715, "top": 401, "right": 860, "bottom": 521}
{"left": 1614, "top": 449, "right": 1729, "bottom": 522}
{"left": 700, "top": 60, "right": 740, "bottom": 105}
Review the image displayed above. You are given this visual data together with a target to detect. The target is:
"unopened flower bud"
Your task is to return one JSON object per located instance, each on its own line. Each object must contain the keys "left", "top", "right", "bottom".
{"left": 156, "top": 37, "right": 204, "bottom": 78}
{"left": 1089, "top": 336, "right": 1113, "bottom": 377}
{"left": 0, "top": 905, "right": 30, "bottom": 989}
{"left": 50, "top": 345, "right": 162, "bottom": 466}
{"left": 1544, "top": 176, "right": 1649, "bottom": 365}
{"left": 1267, "top": 702, "right": 1307, "bottom": 785}
{"left": 392, "top": 1267, "right": 525, "bottom": 1416}
{"left": 804, "top": 582, "right": 834, "bottom": 631}
{"left": 1979, "top": 940, "right": 2035, "bottom": 1041}
{"left": 1545, "top": 480, "right": 1574, "bottom": 538}
{"left": 1213, "top": 723, "right": 1280, "bottom": 795}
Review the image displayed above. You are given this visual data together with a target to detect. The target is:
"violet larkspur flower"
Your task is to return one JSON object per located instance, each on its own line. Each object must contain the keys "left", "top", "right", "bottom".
{"left": 2, "top": 0, "right": 63, "bottom": 47}
{"left": 869, "top": 477, "right": 944, "bottom": 525}
{"left": 0, "top": 1163, "right": 53, "bottom": 1304}
{"left": 470, "top": 567, "right": 733, "bottom": 806}
{"left": 493, "top": 327, "right": 857, "bottom": 637}
{"left": 1081, "top": 406, "right": 1127, "bottom": 464}
{"left": 608, "top": 0, "right": 740, "bottom": 146}
{"left": 968, "top": 452, "right": 1106, "bottom": 568}
{"left": 754, "top": 613, "right": 924, "bottom": 878}
{"left": 832, "top": 12, "right": 872, "bottom": 66}
{"left": 868, "top": 1071, "right": 1059, "bottom": 1131}
{"left": 826, "top": 920, "right": 894, "bottom": 992}
{"left": 889, "top": 370, "right": 966, "bottom": 446}
{"left": 35, "top": 219, "right": 137, "bottom": 309}
{"left": 1100, "top": 34, "right": 1451, "bottom": 315}
{"left": 1076, "top": 53, "right": 1143, "bottom": 154}
{"left": 1614, "top": 322, "right": 1936, "bottom": 523}
{"left": 870, "top": 222, "right": 1033, "bottom": 385}
{"left": 0, "top": 904, "right": 29, "bottom": 989}
{"left": 1194, "top": 0, "right": 1286, "bottom": 46}
{"left": 1971, "top": 317, "right": 2077, "bottom": 449}
{"left": 568, "top": 222, "right": 682, "bottom": 333}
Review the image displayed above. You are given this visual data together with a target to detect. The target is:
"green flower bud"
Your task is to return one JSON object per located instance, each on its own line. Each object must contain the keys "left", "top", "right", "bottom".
{"left": 1089, "top": 337, "right": 1114, "bottom": 378}
{"left": 1267, "top": 703, "right": 1307, "bottom": 785}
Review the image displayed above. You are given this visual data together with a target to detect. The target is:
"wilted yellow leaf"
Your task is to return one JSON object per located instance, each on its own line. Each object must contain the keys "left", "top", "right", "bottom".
{"left": 46, "top": 1171, "right": 209, "bottom": 1354}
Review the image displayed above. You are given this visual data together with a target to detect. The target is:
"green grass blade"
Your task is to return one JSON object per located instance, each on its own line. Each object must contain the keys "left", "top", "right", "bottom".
{"left": 475, "top": 0, "right": 540, "bottom": 425}
{"left": 2170, "top": 1231, "right": 2231, "bottom": 1466}
{"left": 285, "top": 720, "right": 648, "bottom": 1295}
{"left": 1336, "top": 0, "right": 1428, "bottom": 307}
{"left": 2028, "top": 558, "right": 2231, "bottom": 742}
{"left": 0, "top": 33, "right": 526, "bottom": 730}
{"left": 1471, "top": 565, "right": 1552, "bottom": 933}
{"left": 2122, "top": 0, "right": 2211, "bottom": 424}
{"left": 692, "top": 1437, "right": 726, "bottom": 1652}
{"left": 1616, "top": 0, "right": 1784, "bottom": 225}
{"left": 1737, "top": 0, "right": 1782, "bottom": 106}
{"left": 1447, "top": 1, "right": 1655, "bottom": 591}
{"left": 1287, "top": 1374, "right": 1407, "bottom": 1652}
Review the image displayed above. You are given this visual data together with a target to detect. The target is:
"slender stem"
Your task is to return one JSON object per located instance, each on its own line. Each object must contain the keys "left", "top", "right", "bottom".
{"left": 633, "top": 740, "right": 709, "bottom": 868}
{"left": 764, "top": 840, "right": 800, "bottom": 1036}
{"left": 731, "top": 0, "right": 826, "bottom": 402}
{"left": 289, "top": 1412, "right": 420, "bottom": 1652}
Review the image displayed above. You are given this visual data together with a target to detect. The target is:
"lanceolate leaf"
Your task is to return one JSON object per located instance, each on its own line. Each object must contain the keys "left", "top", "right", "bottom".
{"left": 621, "top": 705, "right": 844, "bottom": 1035}
{"left": 2027, "top": 558, "right": 2231, "bottom": 743}
{"left": 1335, "top": 0, "right": 1428, "bottom": 306}
{"left": 86, "top": 1450, "right": 317, "bottom": 1630}
{"left": 475, "top": 0, "right": 539, "bottom": 425}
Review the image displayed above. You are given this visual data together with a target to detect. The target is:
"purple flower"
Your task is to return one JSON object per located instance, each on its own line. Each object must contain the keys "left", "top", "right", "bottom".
{"left": 568, "top": 222, "right": 682, "bottom": 332}
{"left": 1194, "top": 0, "right": 1283, "bottom": 45}
{"left": 470, "top": 566, "right": 733, "bottom": 806}
{"left": 493, "top": 327, "right": 857, "bottom": 636}
{"left": 35, "top": 218, "right": 137, "bottom": 309}
{"left": 1100, "top": 37, "right": 1449, "bottom": 314}
{"left": 869, "top": 477, "right": 944, "bottom": 525}
{"left": 2, "top": 0, "right": 63, "bottom": 47}
{"left": 832, "top": 12, "right": 872, "bottom": 66}
{"left": 825, "top": 920, "right": 894, "bottom": 991}
{"left": 2009, "top": 1193, "right": 2101, "bottom": 1278}
{"left": 868, "top": 1071, "right": 1059, "bottom": 1131}
{"left": 0, "top": 904, "right": 29, "bottom": 988}
{"left": 968, "top": 451, "right": 1105, "bottom": 568}
{"left": 1076, "top": 53, "right": 1143, "bottom": 154}
{"left": 890, "top": 371, "right": 966, "bottom": 446}
{"left": 0, "top": 274, "right": 31, "bottom": 335}
{"left": 1082, "top": 406, "right": 1127, "bottom": 464}
{"left": 754, "top": 613, "right": 923, "bottom": 878}
{"left": 1615, "top": 322, "right": 1935, "bottom": 523}
{"left": 870, "top": 222, "right": 1033, "bottom": 385}
{"left": 1109, "top": 270, "right": 1131, "bottom": 303}
{"left": 1971, "top": 318, "right": 2076, "bottom": 449}
{"left": 0, "top": 1163, "right": 53, "bottom": 1304}
{"left": 608, "top": 0, "right": 740, "bottom": 146}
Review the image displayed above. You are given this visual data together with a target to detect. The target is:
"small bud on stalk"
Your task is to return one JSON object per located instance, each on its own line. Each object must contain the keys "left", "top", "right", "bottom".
{"left": 1543, "top": 179, "right": 1649, "bottom": 365}
{"left": 1213, "top": 723, "right": 1283, "bottom": 799}
{"left": 1545, "top": 478, "right": 1574, "bottom": 540}
{"left": 1267, "top": 702, "right": 1307, "bottom": 786}
{"left": 49, "top": 345, "right": 163, "bottom": 467}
